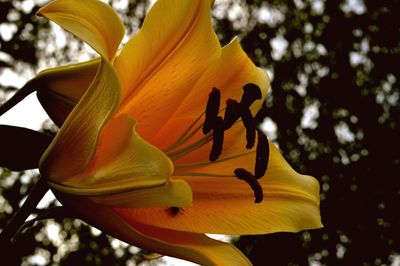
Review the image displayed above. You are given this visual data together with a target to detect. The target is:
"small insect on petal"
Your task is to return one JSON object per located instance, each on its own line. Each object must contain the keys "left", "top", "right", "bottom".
{"left": 166, "top": 207, "right": 184, "bottom": 217}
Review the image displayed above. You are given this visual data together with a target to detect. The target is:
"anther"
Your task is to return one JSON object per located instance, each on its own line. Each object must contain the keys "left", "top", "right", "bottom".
{"left": 203, "top": 88, "right": 221, "bottom": 134}
{"left": 209, "top": 116, "right": 224, "bottom": 161}
{"left": 255, "top": 130, "right": 269, "bottom": 179}
{"left": 241, "top": 108, "right": 256, "bottom": 149}
{"left": 254, "top": 104, "right": 268, "bottom": 126}
{"left": 223, "top": 99, "right": 241, "bottom": 130}
{"left": 234, "top": 168, "right": 263, "bottom": 203}
{"left": 240, "top": 83, "right": 262, "bottom": 107}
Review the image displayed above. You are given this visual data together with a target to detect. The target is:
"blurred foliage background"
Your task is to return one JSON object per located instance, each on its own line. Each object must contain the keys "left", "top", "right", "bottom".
{"left": 0, "top": 0, "right": 399, "bottom": 265}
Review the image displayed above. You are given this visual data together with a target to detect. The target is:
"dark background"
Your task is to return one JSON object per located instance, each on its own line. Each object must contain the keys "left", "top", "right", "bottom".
{"left": 0, "top": 0, "right": 399, "bottom": 265}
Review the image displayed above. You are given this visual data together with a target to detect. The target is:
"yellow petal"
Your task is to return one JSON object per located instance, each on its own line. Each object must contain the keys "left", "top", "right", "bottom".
{"left": 180, "top": 38, "right": 269, "bottom": 116}
{"left": 38, "top": 0, "right": 124, "bottom": 60}
{"left": 89, "top": 180, "right": 192, "bottom": 208}
{"left": 36, "top": 58, "right": 100, "bottom": 126}
{"left": 114, "top": 0, "right": 221, "bottom": 141}
{"left": 40, "top": 58, "right": 120, "bottom": 180}
{"left": 150, "top": 38, "right": 269, "bottom": 150}
{"left": 112, "top": 142, "right": 322, "bottom": 235}
{"left": 55, "top": 192, "right": 252, "bottom": 266}
{"left": 46, "top": 115, "right": 192, "bottom": 208}
{"left": 125, "top": 222, "right": 252, "bottom": 266}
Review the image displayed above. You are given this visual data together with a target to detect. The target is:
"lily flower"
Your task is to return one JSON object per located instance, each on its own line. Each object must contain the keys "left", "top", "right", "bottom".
{"left": 4, "top": 0, "right": 322, "bottom": 264}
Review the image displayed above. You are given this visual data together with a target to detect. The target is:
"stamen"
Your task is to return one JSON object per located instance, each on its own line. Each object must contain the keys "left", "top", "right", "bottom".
{"left": 174, "top": 151, "right": 255, "bottom": 169}
{"left": 165, "top": 110, "right": 205, "bottom": 152}
{"left": 167, "top": 133, "right": 213, "bottom": 160}
{"left": 166, "top": 106, "right": 230, "bottom": 154}
{"left": 209, "top": 116, "right": 224, "bottom": 161}
{"left": 173, "top": 171, "right": 233, "bottom": 177}
{"left": 224, "top": 99, "right": 256, "bottom": 149}
{"left": 241, "top": 108, "right": 256, "bottom": 149}
{"left": 240, "top": 83, "right": 262, "bottom": 107}
{"left": 255, "top": 130, "right": 269, "bottom": 179}
{"left": 223, "top": 99, "right": 241, "bottom": 130}
{"left": 203, "top": 87, "right": 221, "bottom": 134}
{"left": 170, "top": 123, "right": 204, "bottom": 151}
{"left": 234, "top": 168, "right": 263, "bottom": 203}
{"left": 166, "top": 85, "right": 268, "bottom": 204}
{"left": 254, "top": 104, "right": 268, "bottom": 126}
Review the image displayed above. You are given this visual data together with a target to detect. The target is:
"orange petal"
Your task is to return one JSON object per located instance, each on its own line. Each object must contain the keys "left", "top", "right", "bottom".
{"left": 55, "top": 192, "right": 252, "bottom": 266}
{"left": 150, "top": 38, "right": 269, "bottom": 150}
{"left": 112, "top": 143, "right": 322, "bottom": 235}
{"left": 114, "top": 0, "right": 221, "bottom": 141}
{"left": 46, "top": 114, "right": 193, "bottom": 209}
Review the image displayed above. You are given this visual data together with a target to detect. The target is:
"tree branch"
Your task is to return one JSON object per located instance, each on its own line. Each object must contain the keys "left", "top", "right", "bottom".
{"left": 0, "top": 177, "right": 49, "bottom": 243}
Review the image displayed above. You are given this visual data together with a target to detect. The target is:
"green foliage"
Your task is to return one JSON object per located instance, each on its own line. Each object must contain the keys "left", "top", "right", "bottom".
{"left": 1, "top": 0, "right": 399, "bottom": 265}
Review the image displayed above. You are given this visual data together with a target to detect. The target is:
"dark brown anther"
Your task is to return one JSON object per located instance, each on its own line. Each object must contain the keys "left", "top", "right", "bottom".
{"left": 209, "top": 116, "right": 224, "bottom": 161}
{"left": 254, "top": 104, "right": 268, "bottom": 127}
{"left": 223, "top": 99, "right": 241, "bottom": 130}
{"left": 223, "top": 84, "right": 262, "bottom": 148}
{"left": 241, "top": 108, "right": 256, "bottom": 149}
{"left": 203, "top": 88, "right": 221, "bottom": 134}
{"left": 241, "top": 83, "right": 262, "bottom": 107}
{"left": 255, "top": 130, "right": 269, "bottom": 179}
{"left": 234, "top": 168, "right": 263, "bottom": 203}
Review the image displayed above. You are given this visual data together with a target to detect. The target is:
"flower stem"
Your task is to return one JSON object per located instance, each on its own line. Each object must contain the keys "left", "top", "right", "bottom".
{"left": 0, "top": 177, "right": 49, "bottom": 243}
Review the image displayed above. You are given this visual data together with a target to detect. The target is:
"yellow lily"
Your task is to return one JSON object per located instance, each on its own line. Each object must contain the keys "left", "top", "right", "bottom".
{"left": 21, "top": 0, "right": 323, "bottom": 264}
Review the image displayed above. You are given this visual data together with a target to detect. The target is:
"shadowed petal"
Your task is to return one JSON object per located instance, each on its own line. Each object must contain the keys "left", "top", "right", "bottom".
{"left": 112, "top": 142, "right": 322, "bottom": 235}
{"left": 36, "top": 58, "right": 100, "bottom": 126}
{"left": 40, "top": 59, "right": 120, "bottom": 180}
{"left": 38, "top": 0, "right": 124, "bottom": 60}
